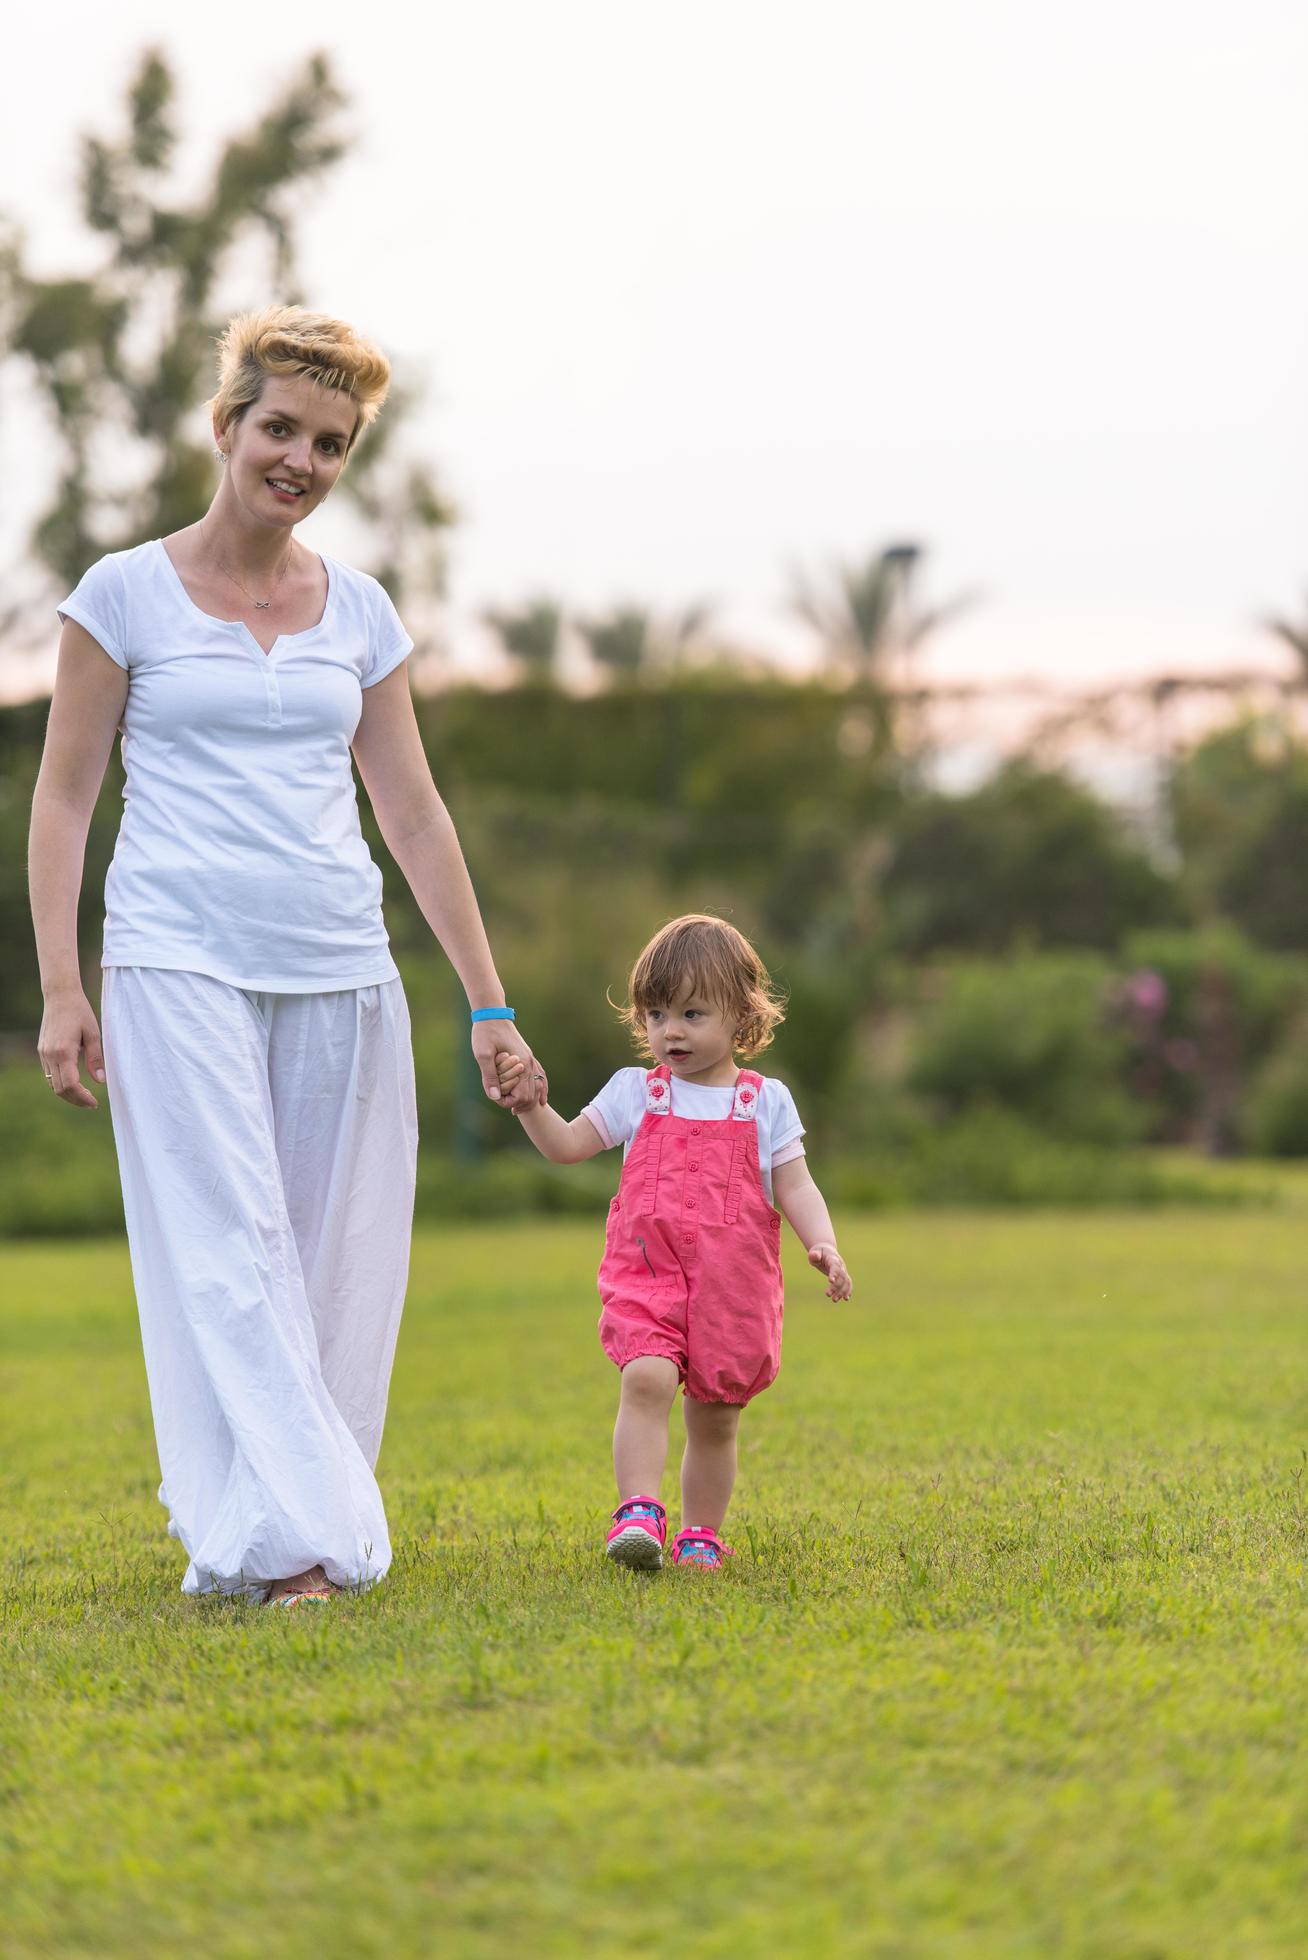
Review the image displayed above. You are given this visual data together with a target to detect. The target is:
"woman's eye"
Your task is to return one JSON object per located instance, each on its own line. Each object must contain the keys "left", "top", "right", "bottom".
{"left": 319, "top": 439, "right": 340, "bottom": 454}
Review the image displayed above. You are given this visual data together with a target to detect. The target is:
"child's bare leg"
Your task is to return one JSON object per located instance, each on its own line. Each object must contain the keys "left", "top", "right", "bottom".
{"left": 680, "top": 1398, "right": 742, "bottom": 1532}
{"left": 613, "top": 1356, "right": 679, "bottom": 1500}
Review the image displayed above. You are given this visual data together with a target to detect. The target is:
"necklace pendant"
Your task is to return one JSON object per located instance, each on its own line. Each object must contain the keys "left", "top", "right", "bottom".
{"left": 254, "top": 600, "right": 272, "bottom": 609}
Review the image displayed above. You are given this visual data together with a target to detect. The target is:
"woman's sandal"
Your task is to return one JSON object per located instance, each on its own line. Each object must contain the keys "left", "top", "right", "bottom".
{"left": 268, "top": 1585, "right": 336, "bottom": 1609}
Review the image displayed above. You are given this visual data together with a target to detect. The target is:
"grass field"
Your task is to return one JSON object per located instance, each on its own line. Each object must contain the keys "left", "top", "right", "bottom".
{"left": 4, "top": 1212, "right": 1307, "bottom": 1957}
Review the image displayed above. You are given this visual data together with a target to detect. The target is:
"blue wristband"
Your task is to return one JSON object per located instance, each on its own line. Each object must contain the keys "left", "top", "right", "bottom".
{"left": 471, "top": 1006, "right": 516, "bottom": 1024}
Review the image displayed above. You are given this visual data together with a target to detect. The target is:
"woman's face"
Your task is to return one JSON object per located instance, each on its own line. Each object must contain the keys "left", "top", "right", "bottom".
{"left": 216, "top": 373, "right": 356, "bottom": 530}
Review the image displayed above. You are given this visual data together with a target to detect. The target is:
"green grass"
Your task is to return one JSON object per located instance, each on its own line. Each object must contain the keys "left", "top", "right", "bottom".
{"left": 3, "top": 1213, "right": 1307, "bottom": 1957}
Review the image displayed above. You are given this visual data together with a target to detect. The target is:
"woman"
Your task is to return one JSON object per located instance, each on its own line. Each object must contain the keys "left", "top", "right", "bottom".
{"left": 29, "top": 305, "right": 544, "bottom": 1607}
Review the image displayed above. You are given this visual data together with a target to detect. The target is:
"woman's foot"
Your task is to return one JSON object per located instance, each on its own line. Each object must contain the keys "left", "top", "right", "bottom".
{"left": 265, "top": 1564, "right": 339, "bottom": 1607}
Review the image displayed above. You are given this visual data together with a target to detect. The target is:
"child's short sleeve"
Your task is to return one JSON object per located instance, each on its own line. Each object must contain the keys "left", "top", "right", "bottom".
{"left": 581, "top": 1068, "right": 645, "bottom": 1150}
{"left": 57, "top": 554, "right": 130, "bottom": 669}
{"left": 767, "top": 1079, "right": 806, "bottom": 1169}
{"left": 362, "top": 574, "right": 414, "bottom": 688}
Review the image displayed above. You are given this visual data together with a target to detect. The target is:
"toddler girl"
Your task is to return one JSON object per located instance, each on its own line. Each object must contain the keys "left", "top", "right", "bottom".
{"left": 498, "top": 914, "right": 851, "bottom": 1571}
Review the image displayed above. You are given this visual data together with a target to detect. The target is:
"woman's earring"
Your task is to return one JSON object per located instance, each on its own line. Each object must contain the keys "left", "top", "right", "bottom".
{"left": 214, "top": 448, "right": 226, "bottom": 462}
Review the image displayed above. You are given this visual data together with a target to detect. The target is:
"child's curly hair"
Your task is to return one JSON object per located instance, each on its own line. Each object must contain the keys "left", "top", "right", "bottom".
{"left": 617, "top": 914, "right": 786, "bottom": 1060}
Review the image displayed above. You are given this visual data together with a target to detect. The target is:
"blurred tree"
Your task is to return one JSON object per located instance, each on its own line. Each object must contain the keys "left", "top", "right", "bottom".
{"left": 483, "top": 596, "right": 564, "bottom": 680}
{"left": 1262, "top": 596, "right": 1308, "bottom": 676}
{"left": 792, "top": 542, "right": 974, "bottom": 683}
{"left": 1168, "top": 718, "right": 1308, "bottom": 943}
{"left": 0, "top": 48, "right": 453, "bottom": 603}
{"left": 882, "top": 762, "right": 1178, "bottom": 954}
{"left": 907, "top": 953, "right": 1142, "bottom": 1146}
{"left": 577, "top": 602, "right": 710, "bottom": 681}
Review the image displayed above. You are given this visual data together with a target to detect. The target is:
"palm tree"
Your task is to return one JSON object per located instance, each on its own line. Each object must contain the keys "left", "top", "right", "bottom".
{"left": 1263, "top": 597, "right": 1308, "bottom": 678}
{"left": 792, "top": 543, "right": 977, "bottom": 762}
{"left": 577, "top": 602, "right": 711, "bottom": 682}
{"left": 792, "top": 542, "right": 974, "bottom": 685}
{"left": 483, "top": 597, "right": 564, "bottom": 681}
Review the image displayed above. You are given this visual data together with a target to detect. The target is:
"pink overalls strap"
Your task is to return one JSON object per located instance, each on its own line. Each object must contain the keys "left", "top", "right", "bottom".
{"left": 640, "top": 1064, "right": 763, "bottom": 1118}
{"left": 724, "top": 1069, "right": 763, "bottom": 1223}
{"left": 643, "top": 1066, "right": 674, "bottom": 1116}
{"left": 730, "top": 1071, "right": 764, "bottom": 1122}
{"left": 639, "top": 1065, "right": 672, "bottom": 1209}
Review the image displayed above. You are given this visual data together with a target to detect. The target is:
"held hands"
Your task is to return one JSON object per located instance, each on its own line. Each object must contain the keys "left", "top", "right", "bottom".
{"left": 808, "top": 1242, "right": 852, "bottom": 1302}
{"left": 471, "top": 1022, "right": 547, "bottom": 1112}
{"left": 495, "top": 1048, "right": 532, "bottom": 1107}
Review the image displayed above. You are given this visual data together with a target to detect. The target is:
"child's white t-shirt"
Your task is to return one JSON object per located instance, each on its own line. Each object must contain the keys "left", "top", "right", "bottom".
{"left": 58, "top": 540, "right": 412, "bottom": 992}
{"left": 582, "top": 1068, "right": 806, "bottom": 1204}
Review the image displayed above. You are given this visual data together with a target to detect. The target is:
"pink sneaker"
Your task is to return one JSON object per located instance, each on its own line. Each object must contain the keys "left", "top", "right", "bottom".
{"left": 670, "top": 1526, "right": 733, "bottom": 1570}
{"left": 605, "top": 1495, "right": 668, "bottom": 1570}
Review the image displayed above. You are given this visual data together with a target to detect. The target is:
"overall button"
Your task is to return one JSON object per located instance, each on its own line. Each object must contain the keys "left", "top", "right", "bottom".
{"left": 688, "top": 1161, "right": 699, "bottom": 1171}
{"left": 682, "top": 1234, "right": 695, "bottom": 1246}
{"left": 690, "top": 1125, "right": 702, "bottom": 1136}
{"left": 686, "top": 1195, "right": 697, "bottom": 1207}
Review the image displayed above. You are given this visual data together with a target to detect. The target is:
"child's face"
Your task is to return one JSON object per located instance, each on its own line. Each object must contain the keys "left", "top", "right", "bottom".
{"left": 643, "top": 981, "right": 739, "bottom": 1087}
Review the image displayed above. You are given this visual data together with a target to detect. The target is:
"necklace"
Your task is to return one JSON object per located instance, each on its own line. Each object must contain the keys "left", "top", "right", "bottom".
{"left": 201, "top": 521, "right": 294, "bottom": 610}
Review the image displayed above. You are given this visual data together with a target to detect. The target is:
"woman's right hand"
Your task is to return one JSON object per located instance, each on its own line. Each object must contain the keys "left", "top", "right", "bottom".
{"left": 37, "top": 989, "right": 107, "bottom": 1109}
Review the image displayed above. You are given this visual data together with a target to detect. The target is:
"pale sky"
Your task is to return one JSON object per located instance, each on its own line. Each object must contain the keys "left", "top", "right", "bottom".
{"left": 3, "top": 0, "right": 1305, "bottom": 698}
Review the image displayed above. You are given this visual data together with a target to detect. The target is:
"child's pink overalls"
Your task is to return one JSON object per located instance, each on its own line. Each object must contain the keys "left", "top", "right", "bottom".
{"left": 597, "top": 1065, "right": 785, "bottom": 1405}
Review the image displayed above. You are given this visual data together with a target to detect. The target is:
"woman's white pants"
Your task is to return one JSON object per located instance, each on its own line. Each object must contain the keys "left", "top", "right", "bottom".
{"left": 101, "top": 966, "right": 418, "bottom": 1596}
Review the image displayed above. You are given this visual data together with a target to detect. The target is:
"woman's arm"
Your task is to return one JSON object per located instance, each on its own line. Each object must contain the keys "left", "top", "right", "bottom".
{"left": 29, "top": 621, "right": 129, "bottom": 1108}
{"left": 771, "top": 1157, "right": 853, "bottom": 1301}
{"left": 351, "top": 665, "right": 543, "bottom": 1111}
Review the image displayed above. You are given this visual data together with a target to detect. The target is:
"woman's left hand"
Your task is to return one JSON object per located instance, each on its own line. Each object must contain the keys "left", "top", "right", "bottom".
{"left": 471, "top": 1020, "right": 547, "bottom": 1111}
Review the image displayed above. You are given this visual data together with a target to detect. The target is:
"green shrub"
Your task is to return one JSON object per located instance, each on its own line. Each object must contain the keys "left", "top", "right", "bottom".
{"left": 825, "top": 1107, "right": 1248, "bottom": 1209}
{"left": 0, "top": 1067, "right": 124, "bottom": 1237}
{"left": 1118, "top": 928, "right": 1308, "bottom": 1146}
{"left": 413, "top": 1151, "right": 612, "bottom": 1220}
{"left": 1247, "top": 1025, "right": 1308, "bottom": 1156}
{"left": 907, "top": 955, "right": 1140, "bottom": 1146}
{"left": 882, "top": 763, "right": 1178, "bottom": 955}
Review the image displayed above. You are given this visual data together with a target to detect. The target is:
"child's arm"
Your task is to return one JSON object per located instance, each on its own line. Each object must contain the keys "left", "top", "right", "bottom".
{"left": 771, "top": 1158, "right": 853, "bottom": 1301}
{"left": 496, "top": 1050, "right": 608, "bottom": 1164}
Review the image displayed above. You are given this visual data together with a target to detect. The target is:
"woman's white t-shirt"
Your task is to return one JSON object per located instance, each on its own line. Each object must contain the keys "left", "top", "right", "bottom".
{"left": 59, "top": 540, "right": 413, "bottom": 993}
{"left": 582, "top": 1068, "right": 806, "bottom": 1204}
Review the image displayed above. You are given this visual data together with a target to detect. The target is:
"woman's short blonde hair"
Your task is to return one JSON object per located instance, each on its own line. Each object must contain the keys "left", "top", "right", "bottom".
{"left": 618, "top": 914, "right": 786, "bottom": 1060}
{"left": 210, "top": 305, "right": 391, "bottom": 448}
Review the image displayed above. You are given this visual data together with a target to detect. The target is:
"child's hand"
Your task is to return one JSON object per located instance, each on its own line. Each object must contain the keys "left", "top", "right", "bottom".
{"left": 496, "top": 1049, "right": 527, "bottom": 1093}
{"left": 808, "top": 1242, "right": 852, "bottom": 1302}
{"left": 496, "top": 1049, "right": 548, "bottom": 1105}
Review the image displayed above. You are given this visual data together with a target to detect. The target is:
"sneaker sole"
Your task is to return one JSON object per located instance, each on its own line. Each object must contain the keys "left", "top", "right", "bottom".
{"left": 605, "top": 1526, "right": 664, "bottom": 1570}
